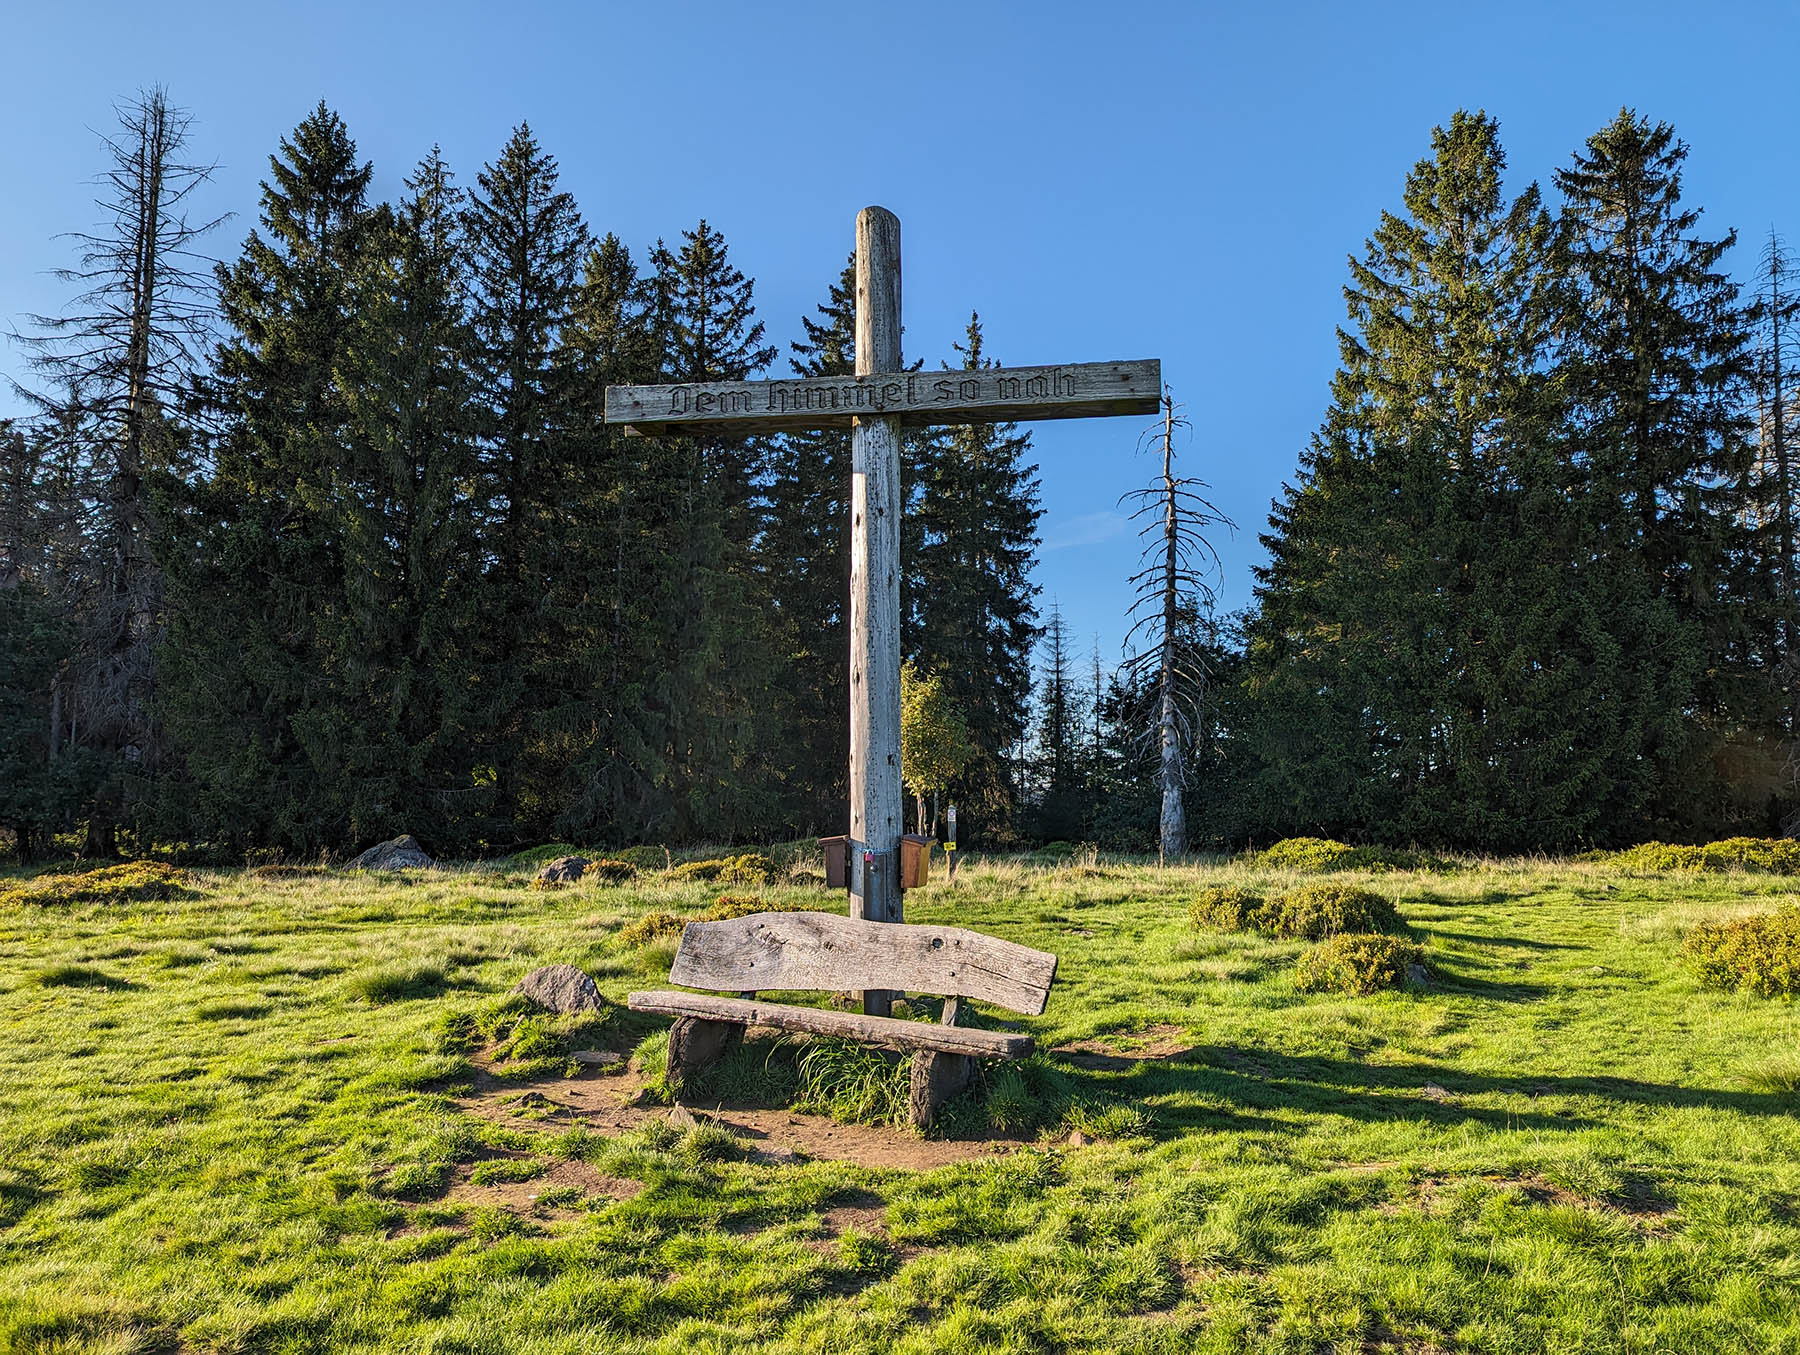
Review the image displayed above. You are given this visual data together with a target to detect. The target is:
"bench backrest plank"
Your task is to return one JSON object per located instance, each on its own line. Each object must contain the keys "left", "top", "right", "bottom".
{"left": 667, "top": 911, "right": 1058, "bottom": 1016}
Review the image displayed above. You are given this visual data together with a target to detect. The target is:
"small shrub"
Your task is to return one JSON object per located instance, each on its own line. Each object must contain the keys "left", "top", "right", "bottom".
{"left": 617, "top": 911, "right": 688, "bottom": 948}
{"left": 1188, "top": 885, "right": 1263, "bottom": 932}
{"left": 582, "top": 858, "right": 638, "bottom": 885}
{"left": 708, "top": 894, "right": 767, "bottom": 920}
{"left": 1294, "top": 933, "right": 1425, "bottom": 995}
{"left": 1256, "top": 837, "right": 1362, "bottom": 872}
{"left": 498, "top": 844, "right": 583, "bottom": 871}
{"left": 668, "top": 852, "right": 775, "bottom": 886}
{"left": 614, "top": 845, "right": 672, "bottom": 872}
{"left": 1685, "top": 905, "right": 1800, "bottom": 997}
{"left": 0, "top": 861, "right": 192, "bottom": 908}
{"left": 1609, "top": 838, "right": 1800, "bottom": 875}
{"left": 1259, "top": 882, "right": 1400, "bottom": 940}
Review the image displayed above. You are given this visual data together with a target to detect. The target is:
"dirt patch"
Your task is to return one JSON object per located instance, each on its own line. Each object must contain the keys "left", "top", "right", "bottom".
{"left": 455, "top": 1047, "right": 1024, "bottom": 1171}
{"left": 1055, "top": 1023, "right": 1195, "bottom": 1071}
{"left": 445, "top": 1154, "right": 639, "bottom": 1216}
{"left": 1378, "top": 1171, "right": 1675, "bottom": 1228}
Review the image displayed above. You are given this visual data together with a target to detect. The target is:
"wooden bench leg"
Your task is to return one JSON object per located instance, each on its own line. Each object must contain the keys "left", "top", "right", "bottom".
{"left": 909, "top": 1050, "right": 975, "bottom": 1129}
{"left": 667, "top": 1017, "right": 742, "bottom": 1084}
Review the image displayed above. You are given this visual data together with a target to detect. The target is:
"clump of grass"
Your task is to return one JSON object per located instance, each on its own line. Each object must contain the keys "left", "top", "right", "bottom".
{"left": 1740, "top": 1057, "right": 1800, "bottom": 1096}
{"left": 469, "top": 1157, "right": 546, "bottom": 1186}
{"left": 581, "top": 858, "right": 638, "bottom": 884}
{"left": 1188, "top": 885, "right": 1264, "bottom": 932}
{"left": 984, "top": 1066, "right": 1036, "bottom": 1133}
{"left": 468, "top": 1204, "right": 524, "bottom": 1243}
{"left": 1258, "top": 882, "right": 1400, "bottom": 940}
{"left": 0, "top": 861, "right": 192, "bottom": 908}
{"left": 1293, "top": 933, "right": 1425, "bottom": 995}
{"left": 1685, "top": 905, "right": 1800, "bottom": 996}
{"left": 680, "top": 1121, "right": 745, "bottom": 1163}
{"left": 1062, "top": 1098, "right": 1154, "bottom": 1140}
{"left": 346, "top": 959, "right": 449, "bottom": 1004}
{"left": 30, "top": 963, "right": 127, "bottom": 990}
{"left": 836, "top": 1227, "right": 897, "bottom": 1276}
{"left": 668, "top": 852, "right": 775, "bottom": 886}
{"left": 793, "top": 1039, "right": 911, "bottom": 1128}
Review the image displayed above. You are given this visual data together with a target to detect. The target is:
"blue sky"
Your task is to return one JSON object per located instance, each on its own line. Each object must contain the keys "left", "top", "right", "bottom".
{"left": 5, "top": 1, "right": 1797, "bottom": 671}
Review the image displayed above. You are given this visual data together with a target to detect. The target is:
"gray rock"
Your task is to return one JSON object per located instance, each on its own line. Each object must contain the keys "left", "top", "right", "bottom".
{"left": 570, "top": 1049, "right": 621, "bottom": 1067}
{"left": 1404, "top": 962, "right": 1432, "bottom": 991}
{"left": 1420, "top": 1082, "right": 1452, "bottom": 1103}
{"left": 513, "top": 964, "right": 604, "bottom": 1014}
{"left": 350, "top": 834, "right": 435, "bottom": 871}
{"left": 535, "top": 855, "right": 592, "bottom": 885}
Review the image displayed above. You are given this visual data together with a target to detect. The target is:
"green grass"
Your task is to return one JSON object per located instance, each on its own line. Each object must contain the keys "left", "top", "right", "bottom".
{"left": 1, "top": 854, "right": 1799, "bottom": 1351}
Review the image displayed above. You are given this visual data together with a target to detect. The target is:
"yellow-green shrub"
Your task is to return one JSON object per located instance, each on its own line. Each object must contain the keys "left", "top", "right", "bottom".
{"left": 613, "top": 845, "right": 671, "bottom": 872}
{"left": 1294, "top": 933, "right": 1425, "bottom": 995}
{"left": 1684, "top": 906, "right": 1800, "bottom": 997}
{"left": 0, "top": 861, "right": 191, "bottom": 907}
{"left": 708, "top": 894, "right": 767, "bottom": 919}
{"left": 617, "top": 911, "right": 688, "bottom": 948}
{"left": 668, "top": 853, "right": 774, "bottom": 886}
{"left": 582, "top": 858, "right": 638, "bottom": 885}
{"left": 1606, "top": 838, "right": 1800, "bottom": 875}
{"left": 1188, "top": 885, "right": 1264, "bottom": 932}
{"left": 1255, "top": 837, "right": 1361, "bottom": 871}
{"left": 1258, "top": 882, "right": 1399, "bottom": 940}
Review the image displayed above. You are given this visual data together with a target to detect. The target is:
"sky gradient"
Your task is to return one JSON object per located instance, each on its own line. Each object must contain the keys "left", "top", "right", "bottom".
{"left": 5, "top": 1, "right": 1798, "bottom": 670}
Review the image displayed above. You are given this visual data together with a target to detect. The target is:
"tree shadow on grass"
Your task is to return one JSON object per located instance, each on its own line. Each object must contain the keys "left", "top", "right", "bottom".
{"left": 1048, "top": 1042, "right": 1800, "bottom": 1135}
{"left": 1424, "top": 929, "right": 1584, "bottom": 952}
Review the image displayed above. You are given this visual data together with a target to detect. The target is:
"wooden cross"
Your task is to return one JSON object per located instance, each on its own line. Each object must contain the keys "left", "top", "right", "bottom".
{"left": 604, "top": 206, "right": 1158, "bottom": 1015}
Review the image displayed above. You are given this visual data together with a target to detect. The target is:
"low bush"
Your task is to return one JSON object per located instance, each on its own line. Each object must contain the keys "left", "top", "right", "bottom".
{"left": 612, "top": 845, "right": 671, "bottom": 872}
{"left": 1608, "top": 838, "right": 1800, "bottom": 875}
{"left": 0, "top": 861, "right": 192, "bottom": 908}
{"left": 668, "top": 853, "right": 775, "bottom": 886}
{"left": 1685, "top": 905, "right": 1800, "bottom": 997}
{"left": 1188, "top": 885, "right": 1264, "bottom": 932}
{"left": 1256, "top": 837, "right": 1361, "bottom": 872}
{"left": 709, "top": 894, "right": 767, "bottom": 919}
{"left": 617, "top": 911, "right": 688, "bottom": 948}
{"left": 1258, "top": 882, "right": 1400, "bottom": 940}
{"left": 1294, "top": 933, "right": 1425, "bottom": 995}
{"left": 581, "top": 858, "right": 638, "bottom": 885}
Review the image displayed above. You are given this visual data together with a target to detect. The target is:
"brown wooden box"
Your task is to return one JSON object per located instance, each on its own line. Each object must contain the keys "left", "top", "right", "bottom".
{"left": 818, "top": 835, "right": 848, "bottom": 889}
{"left": 900, "top": 835, "right": 935, "bottom": 890}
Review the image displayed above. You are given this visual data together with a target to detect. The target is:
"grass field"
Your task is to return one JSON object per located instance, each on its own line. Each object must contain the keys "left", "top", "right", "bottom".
{"left": 2, "top": 852, "right": 1798, "bottom": 1353}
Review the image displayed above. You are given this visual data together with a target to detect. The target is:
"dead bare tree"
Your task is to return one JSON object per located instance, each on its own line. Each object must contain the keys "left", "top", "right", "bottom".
{"left": 11, "top": 86, "right": 225, "bottom": 852}
{"left": 1120, "top": 388, "right": 1231, "bottom": 861}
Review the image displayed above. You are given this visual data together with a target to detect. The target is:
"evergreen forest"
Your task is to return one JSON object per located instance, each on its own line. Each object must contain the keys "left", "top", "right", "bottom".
{"left": 7, "top": 97, "right": 1800, "bottom": 860}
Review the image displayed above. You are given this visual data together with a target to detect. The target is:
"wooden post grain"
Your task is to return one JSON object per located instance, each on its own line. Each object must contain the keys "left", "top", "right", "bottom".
{"left": 849, "top": 205, "right": 905, "bottom": 1017}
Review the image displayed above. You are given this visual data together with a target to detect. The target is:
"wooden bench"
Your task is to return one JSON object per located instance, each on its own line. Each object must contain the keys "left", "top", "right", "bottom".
{"left": 628, "top": 910, "right": 1058, "bottom": 1128}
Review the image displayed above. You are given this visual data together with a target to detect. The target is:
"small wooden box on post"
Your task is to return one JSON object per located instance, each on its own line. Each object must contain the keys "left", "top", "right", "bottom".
{"left": 603, "top": 205, "right": 1159, "bottom": 1019}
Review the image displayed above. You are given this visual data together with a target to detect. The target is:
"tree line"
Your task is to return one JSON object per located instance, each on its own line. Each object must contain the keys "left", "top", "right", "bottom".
{"left": 6, "top": 95, "right": 1800, "bottom": 860}
{"left": 1020, "top": 108, "right": 1800, "bottom": 854}
{"left": 0, "top": 94, "right": 1042, "bottom": 860}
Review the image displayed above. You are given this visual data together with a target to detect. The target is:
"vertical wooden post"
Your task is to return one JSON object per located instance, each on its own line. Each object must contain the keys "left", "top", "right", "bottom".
{"left": 849, "top": 205, "right": 904, "bottom": 1017}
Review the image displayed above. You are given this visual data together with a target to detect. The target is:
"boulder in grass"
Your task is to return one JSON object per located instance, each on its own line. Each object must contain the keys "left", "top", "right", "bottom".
{"left": 514, "top": 964, "right": 603, "bottom": 1014}
{"left": 535, "top": 855, "right": 591, "bottom": 886}
{"left": 350, "top": 835, "right": 435, "bottom": 870}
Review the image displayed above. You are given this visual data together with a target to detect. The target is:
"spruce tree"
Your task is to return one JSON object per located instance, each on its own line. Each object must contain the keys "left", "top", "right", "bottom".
{"left": 763, "top": 256, "right": 856, "bottom": 830}
{"left": 462, "top": 123, "right": 590, "bottom": 835}
{"left": 636, "top": 221, "right": 779, "bottom": 839}
{"left": 1246, "top": 110, "right": 1601, "bottom": 848}
{"left": 911, "top": 313, "right": 1044, "bottom": 827}
{"left": 1556, "top": 109, "right": 1762, "bottom": 834}
{"left": 158, "top": 102, "right": 376, "bottom": 852}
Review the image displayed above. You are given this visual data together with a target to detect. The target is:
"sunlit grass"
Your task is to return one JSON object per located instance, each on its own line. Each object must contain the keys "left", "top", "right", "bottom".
{"left": 0, "top": 853, "right": 1796, "bottom": 1351}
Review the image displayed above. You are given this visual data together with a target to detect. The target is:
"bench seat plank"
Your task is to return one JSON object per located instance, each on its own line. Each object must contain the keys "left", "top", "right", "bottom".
{"left": 627, "top": 990, "right": 1034, "bottom": 1059}
{"left": 667, "top": 911, "right": 1058, "bottom": 1015}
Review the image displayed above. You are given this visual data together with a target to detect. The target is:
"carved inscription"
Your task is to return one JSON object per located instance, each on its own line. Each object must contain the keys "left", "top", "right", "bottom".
{"left": 604, "top": 358, "right": 1160, "bottom": 434}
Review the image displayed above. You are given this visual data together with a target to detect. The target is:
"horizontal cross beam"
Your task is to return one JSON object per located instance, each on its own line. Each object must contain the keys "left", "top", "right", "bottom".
{"left": 604, "top": 358, "right": 1160, "bottom": 436}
